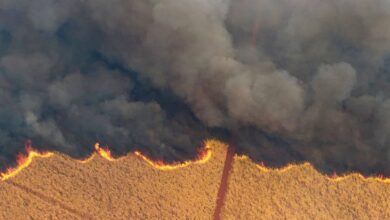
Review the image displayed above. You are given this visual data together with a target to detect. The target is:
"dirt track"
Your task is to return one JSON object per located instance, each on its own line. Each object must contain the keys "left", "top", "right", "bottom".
{"left": 213, "top": 141, "right": 236, "bottom": 220}
{"left": 0, "top": 141, "right": 389, "bottom": 219}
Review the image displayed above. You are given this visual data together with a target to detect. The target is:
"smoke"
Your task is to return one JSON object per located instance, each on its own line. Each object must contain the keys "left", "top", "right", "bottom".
{"left": 0, "top": 0, "right": 389, "bottom": 175}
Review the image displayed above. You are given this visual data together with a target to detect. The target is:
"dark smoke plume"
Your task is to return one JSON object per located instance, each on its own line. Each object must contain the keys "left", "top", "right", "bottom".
{"left": 0, "top": 0, "right": 389, "bottom": 176}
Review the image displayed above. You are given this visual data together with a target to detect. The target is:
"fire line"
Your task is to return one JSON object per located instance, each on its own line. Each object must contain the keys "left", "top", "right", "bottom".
{"left": 0, "top": 141, "right": 213, "bottom": 180}
{"left": 0, "top": 140, "right": 389, "bottom": 184}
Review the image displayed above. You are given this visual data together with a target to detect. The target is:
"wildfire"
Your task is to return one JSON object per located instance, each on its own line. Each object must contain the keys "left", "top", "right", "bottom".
{"left": 94, "top": 143, "right": 116, "bottom": 161}
{"left": 78, "top": 154, "right": 96, "bottom": 164}
{"left": 78, "top": 143, "right": 116, "bottom": 163}
{"left": 327, "top": 172, "right": 390, "bottom": 183}
{"left": 1, "top": 142, "right": 53, "bottom": 181}
{"left": 0, "top": 141, "right": 213, "bottom": 180}
{"left": 235, "top": 155, "right": 390, "bottom": 183}
{"left": 134, "top": 144, "right": 212, "bottom": 171}
{"left": 92, "top": 141, "right": 213, "bottom": 170}
{"left": 1, "top": 140, "right": 389, "bottom": 184}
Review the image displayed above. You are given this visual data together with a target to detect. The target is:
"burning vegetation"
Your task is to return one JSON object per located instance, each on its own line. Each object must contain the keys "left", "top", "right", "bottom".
{"left": 235, "top": 155, "right": 390, "bottom": 184}
{"left": 1, "top": 140, "right": 389, "bottom": 183}
{"left": 0, "top": 140, "right": 388, "bottom": 219}
{"left": 0, "top": 0, "right": 389, "bottom": 178}
{"left": 1, "top": 140, "right": 214, "bottom": 181}
{"left": 1, "top": 141, "right": 54, "bottom": 181}
{"left": 223, "top": 154, "right": 390, "bottom": 219}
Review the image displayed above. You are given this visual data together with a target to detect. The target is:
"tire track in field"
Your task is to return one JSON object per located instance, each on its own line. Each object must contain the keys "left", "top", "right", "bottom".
{"left": 5, "top": 180, "right": 94, "bottom": 220}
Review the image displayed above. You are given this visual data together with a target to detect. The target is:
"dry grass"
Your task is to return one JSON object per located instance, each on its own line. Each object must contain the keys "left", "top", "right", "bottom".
{"left": 0, "top": 181, "right": 79, "bottom": 220}
{"left": 0, "top": 143, "right": 227, "bottom": 220}
{"left": 0, "top": 141, "right": 389, "bottom": 219}
{"left": 222, "top": 157, "right": 390, "bottom": 220}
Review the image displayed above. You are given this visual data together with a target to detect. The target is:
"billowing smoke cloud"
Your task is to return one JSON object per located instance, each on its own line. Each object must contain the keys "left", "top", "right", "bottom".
{"left": 0, "top": 0, "right": 389, "bottom": 175}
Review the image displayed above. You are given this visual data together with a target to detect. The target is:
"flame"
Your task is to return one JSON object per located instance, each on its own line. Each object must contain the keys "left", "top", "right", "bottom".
{"left": 78, "top": 143, "right": 116, "bottom": 163}
{"left": 326, "top": 171, "right": 390, "bottom": 183}
{"left": 94, "top": 143, "right": 116, "bottom": 161}
{"left": 1, "top": 143, "right": 53, "bottom": 181}
{"left": 134, "top": 144, "right": 212, "bottom": 171}
{"left": 0, "top": 141, "right": 212, "bottom": 180}
{"left": 78, "top": 154, "right": 96, "bottom": 164}
{"left": 235, "top": 155, "right": 390, "bottom": 183}
{"left": 92, "top": 141, "right": 213, "bottom": 169}
{"left": 0, "top": 140, "right": 389, "bottom": 183}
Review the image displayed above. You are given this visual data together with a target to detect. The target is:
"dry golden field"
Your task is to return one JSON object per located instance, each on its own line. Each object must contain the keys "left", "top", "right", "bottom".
{"left": 223, "top": 157, "right": 390, "bottom": 220}
{"left": 0, "top": 142, "right": 226, "bottom": 220}
{"left": 0, "top": 141, "right": 389, "bottom": 219}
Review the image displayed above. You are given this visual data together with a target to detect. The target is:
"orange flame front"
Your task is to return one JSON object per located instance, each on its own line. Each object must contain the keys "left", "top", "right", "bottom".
{"left": 0, "top": 140, "right": 389, "bottom": 184}
{"left": 1, "top": 142, "right": 53, "bottom": 181}
{"left": 94, "top": 143, "right": 116, "bottom": 161}
{"left": 0, "top": 141, "right": 213, "bottom": 180}
{"left": 134, "top": 144, "right": 212, "bottom": 171}
{"left": 235, "top": 155, "right": 390, "bottom": 183}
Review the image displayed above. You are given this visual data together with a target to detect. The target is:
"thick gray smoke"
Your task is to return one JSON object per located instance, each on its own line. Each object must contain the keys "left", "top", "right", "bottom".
{"left": 0, "top": 0, "right": 389, "bottom": 175}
